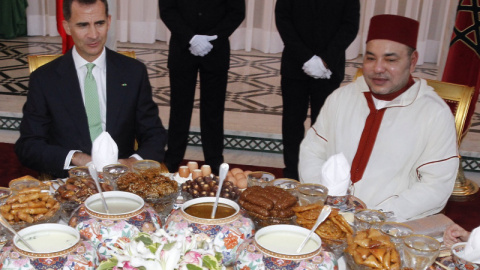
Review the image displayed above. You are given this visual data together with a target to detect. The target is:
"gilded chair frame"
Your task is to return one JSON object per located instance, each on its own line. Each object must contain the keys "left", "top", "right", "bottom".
{"left": 27, "top": 51, "right": 136, "bottom": 73}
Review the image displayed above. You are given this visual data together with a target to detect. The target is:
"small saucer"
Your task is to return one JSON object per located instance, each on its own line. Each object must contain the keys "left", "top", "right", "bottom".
{"left": 326, "top": 195, "right": 366, "bottom": 213}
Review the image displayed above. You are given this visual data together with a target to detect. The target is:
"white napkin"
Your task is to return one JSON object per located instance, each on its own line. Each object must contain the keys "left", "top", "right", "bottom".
{"left": 91, "top": 131, "right": 118, "bottom": 171}
{"left": 321, "top": 152, "right": 351, "bottom": 196}
{"left": 463, "top": 226, "right": 480, "bottom": 263}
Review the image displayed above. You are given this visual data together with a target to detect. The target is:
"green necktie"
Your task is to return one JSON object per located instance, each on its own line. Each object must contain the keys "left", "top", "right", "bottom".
{"left": 84, "top": 63, "right": 102, "bottom": 141}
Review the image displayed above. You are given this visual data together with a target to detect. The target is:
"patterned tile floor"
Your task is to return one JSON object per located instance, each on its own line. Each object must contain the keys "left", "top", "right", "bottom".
{"left": 1, "top": 36, "right": 479, "bottom": 170}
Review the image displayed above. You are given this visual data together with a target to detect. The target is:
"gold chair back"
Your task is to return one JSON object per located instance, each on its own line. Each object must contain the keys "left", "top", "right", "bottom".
{"left": 353, "top": 69, "right": 475, "bottom": 144}
{"left": 27, "top": 51, "right": 136, "bottom": 73}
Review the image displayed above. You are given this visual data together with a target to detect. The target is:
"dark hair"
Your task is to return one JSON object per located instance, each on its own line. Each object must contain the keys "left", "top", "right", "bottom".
{"left": 407, "top": 46, "right": 416, "bottom": 57}
{"left": 63, "top": 0, "right": 109, "bottom": 21}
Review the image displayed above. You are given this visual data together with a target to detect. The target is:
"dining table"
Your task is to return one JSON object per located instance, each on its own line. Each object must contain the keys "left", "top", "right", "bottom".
{"left": 1, "top": 175, "right": 479, "bottom": 270}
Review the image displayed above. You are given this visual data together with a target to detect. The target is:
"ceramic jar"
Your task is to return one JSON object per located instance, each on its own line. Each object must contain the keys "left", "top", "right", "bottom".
{"left": 68, "top": 191, "right": 162, "bottom": 260}
{"left": 0, "top": 223, "right": 99, "bottom": 270}
{"left": 235, "top": 224, "right": 337, "bottom": 270}
{"left": 164, "top": 197, "right": 255, "bottom": 266}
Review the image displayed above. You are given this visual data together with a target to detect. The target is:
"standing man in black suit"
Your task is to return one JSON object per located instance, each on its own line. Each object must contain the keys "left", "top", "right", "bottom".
{"left": 15, "top": 0, "right": 167, "bottom": 178}
{"left": 275, "top": 0, "right": 360, "bottom": 180}
{"left": 159, "top": 0, "right": 245, "bottom": 174}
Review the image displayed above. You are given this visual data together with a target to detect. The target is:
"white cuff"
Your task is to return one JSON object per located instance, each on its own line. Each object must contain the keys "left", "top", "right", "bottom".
{"left": 130, "top": 154, "right": 142, "bottom": 161}
{"left": 64, "top": 150, "right": 82, "bottom": 170}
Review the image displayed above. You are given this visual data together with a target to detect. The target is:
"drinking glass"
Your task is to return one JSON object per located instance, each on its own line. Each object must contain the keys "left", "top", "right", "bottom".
{"left": 402, "top": 234, "right": 440, "bottom": 270}
{"left": 247, "top": 171, "right": 275, "bottom": 187}
{"left": 380, "top": 222, "right": 413, "bottom": 263}
{"left": 103, "top": 164, "right": 129, "bottom": 190}
{"left": 296, "top": 183, "right": 329, "bottom": 207}
{"left": 132, "top": 160, "right": 161, "bottom": 176}
{"left": 68, "top": 166, "right": 91, "bottom": 179}
{"left": 353, "top": 209, "right": 386, "bottom": 231}
{"left": 272, "top": 178, "right": 299, "bottom": 196}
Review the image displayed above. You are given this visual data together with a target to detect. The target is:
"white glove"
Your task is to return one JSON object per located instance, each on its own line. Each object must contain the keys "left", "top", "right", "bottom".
{"left": 189, "top": 35, "right": 218, "bottom": 57}
{"left": 302, "top": 55, "right": 332, "bottom": 79}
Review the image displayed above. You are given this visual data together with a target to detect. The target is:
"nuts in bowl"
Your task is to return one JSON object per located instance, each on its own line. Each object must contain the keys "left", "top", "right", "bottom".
{"left": 116, "top": 170, "right": 179, "bottom": 217}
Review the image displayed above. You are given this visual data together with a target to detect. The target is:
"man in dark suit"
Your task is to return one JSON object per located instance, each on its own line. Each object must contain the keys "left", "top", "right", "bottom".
{"left": 15, "top": 0, "right": 167, "bottom": 178}
{"left": 159, "top": 0, "right": 245, "bottom": 174}
{"left": 275, "top": 0, "right": 360, "bottom": 180}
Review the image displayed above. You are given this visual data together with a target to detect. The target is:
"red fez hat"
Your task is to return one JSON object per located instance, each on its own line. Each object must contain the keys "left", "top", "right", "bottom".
{"left": 367, "top": 14, "right": 419, "bottom": 49}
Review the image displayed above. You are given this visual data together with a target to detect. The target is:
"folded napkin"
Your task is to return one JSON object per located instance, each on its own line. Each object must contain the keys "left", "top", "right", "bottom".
{"left": 321, "top": 152, "right": 351, "bottom": 196}
{"left": 91, "top": 131, "right": 118, "bottom": 171}
{"left": 463, "top": 226, "right": 480, "bottom": 263}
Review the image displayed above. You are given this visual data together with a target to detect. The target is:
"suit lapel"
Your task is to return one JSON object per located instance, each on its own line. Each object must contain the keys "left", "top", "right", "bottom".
{"left": 106, "top": 49, "right": 128, "bottom": 134}
{"left": 56, "top": 51, "right": 92, "bottom": 146}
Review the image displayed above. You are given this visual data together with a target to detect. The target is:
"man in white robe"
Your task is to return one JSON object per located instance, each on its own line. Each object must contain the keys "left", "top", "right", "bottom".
{"left": 299, "top": 14, "right": 459, "bottom": 221}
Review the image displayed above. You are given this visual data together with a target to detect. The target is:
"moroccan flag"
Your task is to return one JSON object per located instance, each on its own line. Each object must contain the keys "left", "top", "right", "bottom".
{"left": 442, "top": 0, "right": 480, "bottom": 139}
{"left": 56, "top": 0, "right": 74, "bottom": 54}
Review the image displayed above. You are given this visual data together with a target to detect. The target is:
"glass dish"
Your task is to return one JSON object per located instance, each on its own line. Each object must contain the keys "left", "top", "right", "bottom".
{"left": 403, "top": 234, "right": 440, "bottom": 270}
{"left": 9, "top": 177, "right": 48, "bottom": 195}
{"left": 247, "top": 171, "right": 275, "bottom": 188}
{"left": 144, "top": 190, "right": 180, "bottom": 223}
{"left": 297, "top": 183, "right": 328, "bottom": 207}
{"left": 241, "top": 208, "right": 295, "bottom": 229}
{"left": 102, "top": 164, "right": 129, "bottom": 190}
{"left": 132, "top": 159, "right": 162, "bottom": 176}
{"left": 271, "top": 178, "right": 299, "bottom": 196}
{"left": 0, "top": 187, "right": 11, "bottom": 204}
{"left": 354, "top": 209, "right": 386, "bottom": 230}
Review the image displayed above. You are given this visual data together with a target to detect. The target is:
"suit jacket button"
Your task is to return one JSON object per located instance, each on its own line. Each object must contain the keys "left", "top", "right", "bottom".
{"left": 198, "top": 12, "right": 202, "bottom": 16}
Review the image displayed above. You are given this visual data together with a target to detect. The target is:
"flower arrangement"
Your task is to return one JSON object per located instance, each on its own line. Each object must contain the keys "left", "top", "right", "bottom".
{"left": 97, "top": 229, "right": 225, "bottom": 270}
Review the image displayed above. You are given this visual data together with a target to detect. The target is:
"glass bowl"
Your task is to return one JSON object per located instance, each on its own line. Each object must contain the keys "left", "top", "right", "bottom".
{"left": 102, "top": 164, "right": 129, "bottom": 190}
{"left": 247, "top": 171, "right": 275, "bottom": 187}
{"left": 144, "top": 190, "right": 180, "bottom": 223}
{"left": 297, "top": 183, "right": 329, "bottom": 207}
{"left": 344, "top": 228, "right": 402, "bottom": 269}
{"left": 0, "top": 187, "right": 11, "bottom": 204}
{"left": 68, "top": 166, "right": 91, "bottom": 179}
{"left": 242, "top": 208, "right": 296, "bottom": 229}
{"left": 8, "top": 177, "right": 48, "bottom": 195}
{"left": 272, "top": 178, "right": 299, "bottom": 196}
{"left": 9, "top": 205, "right": 61, "bottom": 232}
{"left": 132, "top": 159, "right": 162, "bottom": 176}
{"left": 353, "top": 209, "right": 386, "bottom": 230}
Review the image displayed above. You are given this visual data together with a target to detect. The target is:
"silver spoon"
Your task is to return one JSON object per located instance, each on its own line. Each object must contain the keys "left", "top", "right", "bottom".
{"left": 0, "top": 215, "right": 36, "bottom": 252}
{"left": 296, "top": 205, "right": 332, "bottom": 253}
{"left": 211, "top": 163, "right": 229, "bottom": 219}
{"left": 88, "top": 164, "right": 110, "bottom": 214}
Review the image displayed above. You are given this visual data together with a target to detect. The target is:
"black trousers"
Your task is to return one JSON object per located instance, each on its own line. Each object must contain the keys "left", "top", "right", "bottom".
{"left": 281, "top": 76, "right": 340, "bottom": 180}
{"left": 165, "top": 66, "right": 227, "bottom": 174}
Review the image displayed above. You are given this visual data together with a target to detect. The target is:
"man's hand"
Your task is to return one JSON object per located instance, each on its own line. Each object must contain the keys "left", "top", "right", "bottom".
{"left": 118, "top": 157, "right": 139, "bottom": 169}
{"left": 71, "top": 152, "right": 92, "bottom": 166}
{"left": 189, "top": 35, "right": 217, "bottom": 56}
{"left": 443, "top": 223, "right": 471, "bottom": 248}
